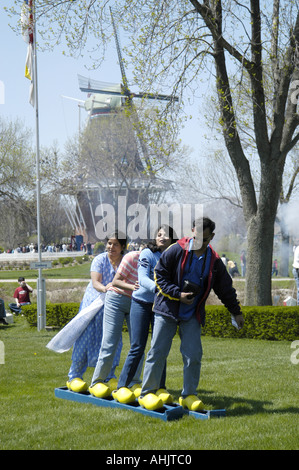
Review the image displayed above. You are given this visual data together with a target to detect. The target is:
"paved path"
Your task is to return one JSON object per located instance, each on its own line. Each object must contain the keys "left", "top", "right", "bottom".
{"left": 0, "top": 278, "right": 89, "bottom": 282}
{"left": 0, "top": 251, "right": 87, "bottom": 261}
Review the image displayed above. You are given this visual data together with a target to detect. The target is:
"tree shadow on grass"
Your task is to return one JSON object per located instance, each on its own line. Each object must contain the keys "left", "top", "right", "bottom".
{"left": 169, "top": 389, "right": 299, "bottom": 417}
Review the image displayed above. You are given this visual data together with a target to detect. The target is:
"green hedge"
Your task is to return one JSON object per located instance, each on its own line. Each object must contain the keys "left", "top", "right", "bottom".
{"left": 203, "top": 305, "right": 299, "bottom": 341}
{"left": 22, "top": 303, "right": 299, "bottom": 341}
{"left": 22, "top": 303, "right": 80, "bottom": 329}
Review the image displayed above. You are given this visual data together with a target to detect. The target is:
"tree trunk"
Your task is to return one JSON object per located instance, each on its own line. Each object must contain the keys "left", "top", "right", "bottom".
{"left": 245, "top": 212, "right": 275, "bottom": 305}
{"left": 244, "top": 161, "right": 283, "bottom": 305}
{"left": 207, "top": 0, "right": 292, "bottom": 305}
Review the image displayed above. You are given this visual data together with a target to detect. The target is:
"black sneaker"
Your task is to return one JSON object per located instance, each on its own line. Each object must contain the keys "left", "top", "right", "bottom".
{"left": 0, "top": 318, "right": 9, "bottom": 325}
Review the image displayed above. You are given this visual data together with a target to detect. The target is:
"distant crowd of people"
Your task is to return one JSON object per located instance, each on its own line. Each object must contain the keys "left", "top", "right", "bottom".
{"left": 3, "top": 241, "right": 94, "bottom": 255}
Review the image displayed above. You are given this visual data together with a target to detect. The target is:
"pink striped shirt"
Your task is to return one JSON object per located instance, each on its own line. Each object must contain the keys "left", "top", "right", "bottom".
{"left": 110, "top": 251, "right": 139, "bottom": 298}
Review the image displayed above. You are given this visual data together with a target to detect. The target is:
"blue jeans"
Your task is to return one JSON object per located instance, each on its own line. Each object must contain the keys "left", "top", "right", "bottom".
{"left": 9, "top": 302, "right": 30, "bottom": 315}
{"left": 293, "top": 268, "right": 299, "bottom": 305}
{"left": 117, "top": 298, "right": 166, "bottom": 390}
{"left": 0, "top": 299, "right": 6, "bottom": 319}
{"left": 91, "top": 290, "right": 143, "bottom": 387}
{"left": 141, "top": 313, "right": 202, "bottom": 397}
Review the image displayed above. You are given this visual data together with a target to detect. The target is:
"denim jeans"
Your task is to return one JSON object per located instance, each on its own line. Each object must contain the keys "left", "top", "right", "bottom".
{"left": 0, "top": 299, "right": 6, "bottom": 319}
{"left": 141, "top": 313, "right": 202, "bottom": 397}
{"left": 117, "top": 298, "right": 166, "bottom": 389}
{"left": 91, "top": 290, "right": 143, "bottom": 387}
{"left": 9, "top": 302, "right": 30, "bottom": 315}
{"left": 293, "top": 268, "right": 299, "bottom": 305}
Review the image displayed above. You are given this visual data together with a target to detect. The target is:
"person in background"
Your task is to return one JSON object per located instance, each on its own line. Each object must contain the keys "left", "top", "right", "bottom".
{"left": 240, "top": 250, "right": 246, "bottom": 277}
{"left": 9, "top": 277, "right": 33, "bottom": 315}
{"left": 0, "top": 298, "right": 8, "bottom": 325}
{"left": 271, "top": 259, "right": 278, "bottom": 276}
{"left": 292, "top": 243, "right": 299, "bottom": 305}
{"left": 227, "top": 259, "right": 240, "bottom": 278}
{"left": 221, "top": 254, "right": 228, "bottom": 268}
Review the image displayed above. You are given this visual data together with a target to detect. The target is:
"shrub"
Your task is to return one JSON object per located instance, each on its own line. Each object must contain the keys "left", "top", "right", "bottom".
{"left": 22, "top": 303, "right": 80, "bottom": 328}
{"left": 22, "top": 303, "right": 299, "bottom": 341}
{"left": 203, "top": 305, "right": 299, "bottom": 341}
{"left": 59, "top": 257, "right": 73, "bottom": 266}
{"left": 76, "top": 255, "right": 90, "bottom": 264}
{"left": 93, "top": 242, "right": 105, "bottom": 254}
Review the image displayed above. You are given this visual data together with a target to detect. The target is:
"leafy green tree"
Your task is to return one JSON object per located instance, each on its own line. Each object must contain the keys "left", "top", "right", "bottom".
{"left": 0, "top": 117, "right": 35, "bottom": 247}
{"left": 6, "top": 1, "right": 299, "bottom": 305}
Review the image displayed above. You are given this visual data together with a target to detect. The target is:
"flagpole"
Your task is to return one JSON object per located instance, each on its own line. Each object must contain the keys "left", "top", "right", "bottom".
{"left": 32, "top": 2, "right": 46, "bottom": 330}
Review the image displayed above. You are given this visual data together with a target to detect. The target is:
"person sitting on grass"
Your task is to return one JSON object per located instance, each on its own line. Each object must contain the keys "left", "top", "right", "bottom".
{"left": 9, "top": 277, "right": 33, "bottom": 315}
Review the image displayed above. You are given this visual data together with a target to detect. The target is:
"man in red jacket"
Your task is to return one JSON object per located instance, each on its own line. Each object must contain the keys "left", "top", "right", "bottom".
{"left": 9, "top": 277, "right": 33, "bottom": 315}
{"left": 138, "top": 217, "right": 244, "bottom": 411}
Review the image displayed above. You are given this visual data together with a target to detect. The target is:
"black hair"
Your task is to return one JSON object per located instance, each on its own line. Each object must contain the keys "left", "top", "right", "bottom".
{"left": 147, "top": 224, "right": 177, "bottom": 253}
{"left": 192, "top": 217, "right": 215, "bottom": 233}
{"left": 105, "top": 231, "right": 127, "bottom": 253}
{"left": 18, "top": 277, "right": 25, "bottom": 282}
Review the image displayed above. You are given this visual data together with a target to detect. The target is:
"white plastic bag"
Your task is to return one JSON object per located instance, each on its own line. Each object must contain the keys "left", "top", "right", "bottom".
{"left": 46, "top": 293, "right": 105, "bottom": 353}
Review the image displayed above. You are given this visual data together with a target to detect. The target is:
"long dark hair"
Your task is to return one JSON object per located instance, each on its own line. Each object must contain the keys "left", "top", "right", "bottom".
{"left": 147, "top": 225, "right": 177, "bottom": 253}
{"left": 105, "top": 230, "right": 127, "bottom": 254}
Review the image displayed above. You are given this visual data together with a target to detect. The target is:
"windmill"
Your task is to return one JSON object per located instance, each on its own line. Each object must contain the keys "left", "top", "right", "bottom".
{"left": 79, "top": 7, "right": 178, "bottom": 170}
{"left": 73, "top": 8, "right": 177, "bottom": 242}
{"left": 79, "top": 7, "right": 178, "bottom": 104}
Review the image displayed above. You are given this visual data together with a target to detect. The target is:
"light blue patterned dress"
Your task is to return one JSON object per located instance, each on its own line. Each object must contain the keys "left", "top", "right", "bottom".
{"left": 68, "top": 252, "right": 122, "bottom": 381}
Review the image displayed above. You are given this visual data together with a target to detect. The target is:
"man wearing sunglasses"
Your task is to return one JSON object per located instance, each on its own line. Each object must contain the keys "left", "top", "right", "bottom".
{"left": 138, "top": 216, "right": 244, "bottom": 411}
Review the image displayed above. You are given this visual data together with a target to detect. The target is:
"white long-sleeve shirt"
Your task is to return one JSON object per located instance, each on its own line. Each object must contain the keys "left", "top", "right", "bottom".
{"left": 293, "top": 245, "right": 299, "bottom": 269}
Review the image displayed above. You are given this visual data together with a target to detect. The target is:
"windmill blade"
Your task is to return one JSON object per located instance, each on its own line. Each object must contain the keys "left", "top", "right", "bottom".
{"left": 109, "top": 8, "right": 178, "bottom": 104}
{"left": 109, "top": 6, "right": 130, "bottom": 95}
{"left": 78, "top": 85, "right": 178, "bottom": 103}
{"left": 78, "top": 75, "right": 123, "bottom": 95}
{"left": 78, "top": 75, "right": 178, "bottom": 102}
{"left": 108, "top": 9, "right": 155, "bottom": 174}
{"left": 61, "top": 95, "right": 85, "bottom": 104}
{"left": 131, "top": 92, "right": 179, "bottom": 102}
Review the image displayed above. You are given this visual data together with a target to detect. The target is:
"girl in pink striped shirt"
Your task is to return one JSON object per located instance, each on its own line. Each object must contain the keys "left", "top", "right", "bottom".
{"left": 89, "top": 250, "right": 142, "bottom": 400}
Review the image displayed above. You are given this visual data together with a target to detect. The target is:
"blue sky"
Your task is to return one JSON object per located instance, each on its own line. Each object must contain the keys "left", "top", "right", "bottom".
{"left": 0, "top": 8, "right": 207, "bottom": 156}
{"left": 0, "top": 10, "right": 126, "bottom": 149}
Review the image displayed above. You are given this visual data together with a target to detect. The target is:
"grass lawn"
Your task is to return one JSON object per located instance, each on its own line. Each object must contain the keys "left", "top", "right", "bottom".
{"left": 0, "top": 315, "right": 298, "bottom": 451}
{"left": 0, "top": 262, "right": 91, "bottom": 280}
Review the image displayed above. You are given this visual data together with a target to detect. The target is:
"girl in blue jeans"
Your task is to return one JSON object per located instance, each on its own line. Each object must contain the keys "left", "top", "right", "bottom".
{"left": 89, "top": 250, "right": 143, "bottom": 400}
{"left": 114, "top": 225, "right": 176, "bottom": 404}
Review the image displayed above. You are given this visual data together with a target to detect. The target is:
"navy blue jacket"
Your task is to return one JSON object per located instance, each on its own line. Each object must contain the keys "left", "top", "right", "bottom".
{"left": 153, "top": 237, "right": 241, "bottom": 326}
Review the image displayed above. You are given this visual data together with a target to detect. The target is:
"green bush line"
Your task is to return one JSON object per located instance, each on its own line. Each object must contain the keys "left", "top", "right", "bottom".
{"left": 21, "top": 303, "right": 299, "bottom": 341}
{"left": 203, "top": 305, "right": 299, "bottom": 341}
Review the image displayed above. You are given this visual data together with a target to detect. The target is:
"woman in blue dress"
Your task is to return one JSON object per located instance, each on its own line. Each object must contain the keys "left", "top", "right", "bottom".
{"left": 66, "top": 232, "right": 127, "bottom": 393}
